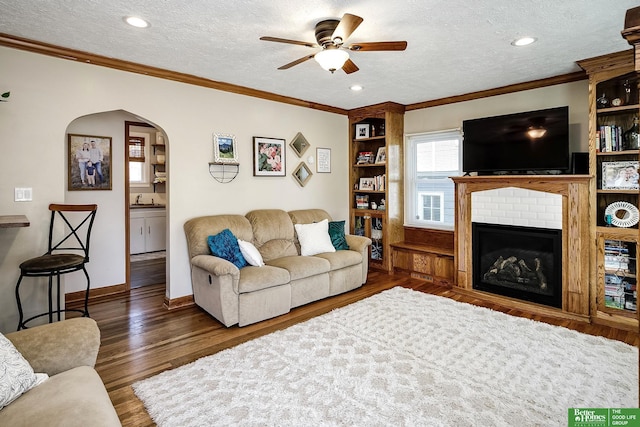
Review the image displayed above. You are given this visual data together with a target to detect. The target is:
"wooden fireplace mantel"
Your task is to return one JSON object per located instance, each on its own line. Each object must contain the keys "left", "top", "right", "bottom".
{"left": 452, "top": 175, "right": 592, "bottom": 320}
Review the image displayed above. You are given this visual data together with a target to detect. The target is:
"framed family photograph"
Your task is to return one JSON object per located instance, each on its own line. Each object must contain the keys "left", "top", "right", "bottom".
{"left": 213, "top": 133, "right": 239, "bottom": 164}
{"left": 375, "top": 146, "right": 386, "bottom": 164}
{"left": 359, "top": 177, "right": 375, "bottom": 190}
{"left": 68, "top": 134, "right": 112, "bottom": 191}
{"left": 355, "top": 123, "right": 370, "bottom": 140}
{"left": 602, "top": 161, "right": 639, "bottom": 190}
{"left": 253, "top": 136, "right": 286, "bottom": 176}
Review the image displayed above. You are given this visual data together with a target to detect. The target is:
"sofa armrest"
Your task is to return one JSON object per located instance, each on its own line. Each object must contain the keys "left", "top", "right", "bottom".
{"left": 191, "top": 254, "right": 240, "bottom": 278}
{"left": 5, "top": 317, "right": 100, "bottom": 376}
{"left": 345, "top": 234, "right": 372, "bottom": 254}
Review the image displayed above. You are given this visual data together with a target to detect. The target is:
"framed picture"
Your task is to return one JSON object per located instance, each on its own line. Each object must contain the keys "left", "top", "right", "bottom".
{"left": 213, "top": 133, "right": 239, "bottom": 164}
{"left": 375, "top": 146, "right": 386, "bottom": 164}
{"left": 253, "top": 136, "right": 286, "bottom": 176}
{"left": 359, "top": 177, "right": 375, "bottom": 191}
{"left": 602, "top": 161, "right": 639, "bottom": 190}
{"left": 355, "top": 123, "right": 370, "bottom": 139}
{"left": 316, "top": 147, "right": 331, "bottom": 173}
{"left": 68, "top": 134, "right": 112, "bottom": 191}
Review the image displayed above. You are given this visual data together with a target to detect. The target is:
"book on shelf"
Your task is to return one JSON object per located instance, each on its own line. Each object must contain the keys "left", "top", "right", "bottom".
{"left": 355, "top": 194, "right": 369, "bottom": 209}
{"left": 356, "top": 151, "right": 374, "bottom": 164}
{"left": 598, "top": 125, "right": 624, "bottom": 152}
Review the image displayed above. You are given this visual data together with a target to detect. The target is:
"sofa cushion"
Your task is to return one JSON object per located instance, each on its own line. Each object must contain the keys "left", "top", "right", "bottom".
{"left": 184, "top": 214, "right": 253, "bottom": 259}
{"left": 238, "top": 265, "right": 290, "bottom": 293}
{"left": 0, "top": 366, "right": 120, "bottom": 427}
{"left": 207, "top": 229, "right": 247, "bottom": 269}
{"left": 267, "top": 255, "right": 330, "bottom": 281}
{"left": 294, "top": 219, "right": 336, "bottom": 256}
{"left": 245, "top": 210, "right": 298, "bottom": 261}
{"left": 0, "top": 333, "right": 47, "bottom": 409}
{"left": 238, "top": 239, "right": 265, "bottom": 267}
{"left": 328, "top": 220, "right": 350, "bottom": 250}
{"left": 313, "top": 249, "right": 363, "bottom": 271}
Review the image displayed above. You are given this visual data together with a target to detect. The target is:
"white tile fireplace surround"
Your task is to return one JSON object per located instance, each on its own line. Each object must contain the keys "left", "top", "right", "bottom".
{"left": 452, "top": 175, "right": 591, "bottom": 320}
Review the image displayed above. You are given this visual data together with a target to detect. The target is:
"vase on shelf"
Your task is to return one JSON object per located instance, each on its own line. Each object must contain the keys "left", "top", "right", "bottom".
{"left": 596, "top": 93, "right": 610, "bottom": 109}
{"left": 623, "top": 116, "right": 640, "bottom": 150}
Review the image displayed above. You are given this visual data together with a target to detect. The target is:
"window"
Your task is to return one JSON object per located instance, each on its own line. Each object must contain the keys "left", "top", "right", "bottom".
{"left": 129, "top": 135, "right": 149, "bottom": 185}
{"left": 405, "top": 129, "right": 462, "bottom": 229}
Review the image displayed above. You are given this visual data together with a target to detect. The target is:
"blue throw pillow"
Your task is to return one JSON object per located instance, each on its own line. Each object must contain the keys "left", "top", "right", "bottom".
{"left": 207, "top": 229, "right": 247, "bottom": 269}
{"left": 328, "top": 220, "right": 350, "bottom": 251}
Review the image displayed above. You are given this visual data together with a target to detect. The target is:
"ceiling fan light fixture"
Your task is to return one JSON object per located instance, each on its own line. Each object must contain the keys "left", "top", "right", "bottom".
{"left": 314, "top": 48, "right": 349, "bottom": 73}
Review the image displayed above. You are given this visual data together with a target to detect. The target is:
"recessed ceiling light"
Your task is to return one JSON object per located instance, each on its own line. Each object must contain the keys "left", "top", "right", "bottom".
{"left": 350, "top": 85, "right": 363, "bottom": 91}
{"left": 124, "top": 16, "right": 150, "bottom": 28}
{"left": 511, "top": 37, "right": 537, "bottom": 47}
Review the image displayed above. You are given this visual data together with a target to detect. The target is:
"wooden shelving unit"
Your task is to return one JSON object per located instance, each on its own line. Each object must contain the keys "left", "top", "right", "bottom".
{"left": 348, "top": 102, "right": 405, "bottom": 272}
{"left": 578, "top": 50, "right": 639, "bottom": 331}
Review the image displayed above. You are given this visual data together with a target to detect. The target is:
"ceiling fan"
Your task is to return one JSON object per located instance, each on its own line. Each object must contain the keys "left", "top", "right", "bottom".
{"left": 260, "top": 13, "right": 407, "bottom": 74}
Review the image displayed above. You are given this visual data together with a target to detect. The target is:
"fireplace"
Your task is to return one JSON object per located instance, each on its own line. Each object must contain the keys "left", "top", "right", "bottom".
{"left": 472, "top": 222, "right": 562, "bottom": 308}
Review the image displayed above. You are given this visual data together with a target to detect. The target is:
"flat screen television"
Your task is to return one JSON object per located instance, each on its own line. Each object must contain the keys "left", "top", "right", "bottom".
{"left": 462, "top": 106, "right": 570, "bottom": 174}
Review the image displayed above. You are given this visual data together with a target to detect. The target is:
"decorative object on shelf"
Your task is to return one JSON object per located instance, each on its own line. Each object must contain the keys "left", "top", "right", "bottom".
{"left": 209, "top": 163, "right": 239, "bottom": 183}
{"left": 213, "top": 133, "right": 239, "bottom": 164}
{"left": 0, "top": 91, "right": 9, "bottom": 102}
{"left": 596, "top": 92, "right": 610, "bottom": 109}
{"left": 355, "top": 123, "right": 370, "bottom": 139}
{"left": 359, "top": 177, "right": 375, "bottom": 190}
{"left": 375, "top": 146, "right": 386, "bottom": 164}
{"left": 289, "top": 132, "right": 310, "bottom": 158}
{"left": 316, "top": 147, "right": 331, "bottom": 173}
{"left": 624, "top": 79, "right": 632, "bottom": 104}
{"left": 292, "top": 162, "right": 312, "bottom": 187}
{"left": 623, "top": 117, "right": 640, "bottom": 150}
{"left": 371, "top": 201, "right": 377, "bottom": 210}
{"left": 611, "top": 97, "right": 624, "bottom": 107}
{"left": 602, "top": 161, "right": 639, "bottom": 190}
{"left": 68, "top": 133, "right": 112, "bottom": 191}
{"left": 378, "top": 199, "right": 386, "bottom": 210}
{"left": 604, "top": 201, "right": 640, "bottom": 228}
{"left": 253, "top": 136, "right": 286, "bottom": 176}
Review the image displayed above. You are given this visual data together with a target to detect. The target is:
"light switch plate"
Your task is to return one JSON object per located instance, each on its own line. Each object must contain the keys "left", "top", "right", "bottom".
{"left": 15, "top": 187, "right": 32, "bottom": 202}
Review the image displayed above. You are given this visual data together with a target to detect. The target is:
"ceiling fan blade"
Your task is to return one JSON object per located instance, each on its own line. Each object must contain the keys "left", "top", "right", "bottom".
{"left": 347, "top": 41, "right": 408, "bottom": 51}
{"left": 332, "top": 13, "right": 364, "bottom": 43}
{"left": 342, "top": 58, "right": 359, "bottom": 74}
{"left": 277, "top": 54, "right": 316, "bottom": 70}
{"left": 260, "top": 36, "right": 318, "bottom": 48}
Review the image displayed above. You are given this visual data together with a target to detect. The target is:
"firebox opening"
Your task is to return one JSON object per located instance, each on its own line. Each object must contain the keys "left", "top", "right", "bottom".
{"left": 472, "top": 222, "right": 562, "bottom": 308}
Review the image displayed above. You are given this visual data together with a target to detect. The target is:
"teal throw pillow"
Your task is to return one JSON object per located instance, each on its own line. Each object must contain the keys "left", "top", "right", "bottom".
{"left": 328, "top": 220, "right": 350, "bottom": 251}
{"left": 207, "top": 229, "right": 247, "bottom": 269}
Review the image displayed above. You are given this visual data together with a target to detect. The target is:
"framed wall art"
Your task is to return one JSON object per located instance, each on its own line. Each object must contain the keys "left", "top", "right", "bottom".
{"left": 292, "top": 162, "right": 312, "bottom": 187}
{"left": 253, "top": 136, "right": 286, "bottom": 176}
{"left": 68, "top": 134, "right": 112, "bottom": 191}
{"left": 316, "top": 147, "right": 331, "bottom": 173}
{"left": 290, "top": 132, "right": 310, "bottom": 158}
{"left": 602, "top": 161, "right": 639, "bottom": 190}
{"left": 213, "top": 133, "right": 239, "bottom": 164}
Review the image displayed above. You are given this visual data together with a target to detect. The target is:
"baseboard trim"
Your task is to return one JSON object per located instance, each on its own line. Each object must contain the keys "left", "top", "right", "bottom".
{"left": 65, "top": 283, "right": 128, "bottom": 304}
{"left": 163, "top": 295, "right": 195, "bottom": 310}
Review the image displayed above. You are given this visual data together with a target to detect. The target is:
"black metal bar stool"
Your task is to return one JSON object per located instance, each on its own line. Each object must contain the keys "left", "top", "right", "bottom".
{"left": 15, "top": 203, "right": 97, "bottom": 330}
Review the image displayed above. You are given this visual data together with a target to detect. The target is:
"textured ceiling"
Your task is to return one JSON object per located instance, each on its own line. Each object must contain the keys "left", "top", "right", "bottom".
{"left": 0, "top": 0, "right": 638, "bottom": 110}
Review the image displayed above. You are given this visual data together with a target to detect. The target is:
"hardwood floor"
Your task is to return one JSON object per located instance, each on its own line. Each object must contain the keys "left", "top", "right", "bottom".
{"left": 72, "top": 271, "right": 639, "bottom": 426}
{"left": 130, "top": 258, "right": 166, "bottom": 288}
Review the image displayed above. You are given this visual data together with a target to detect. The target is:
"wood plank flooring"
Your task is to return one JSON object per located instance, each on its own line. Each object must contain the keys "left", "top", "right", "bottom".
{"left": 72, "top": 271, "right": 639, "bottom": 426}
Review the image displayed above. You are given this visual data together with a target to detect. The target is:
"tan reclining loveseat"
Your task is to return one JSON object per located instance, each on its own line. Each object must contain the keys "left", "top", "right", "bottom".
{"left": 184, "top": 209, "right": 371, "bottom": 327}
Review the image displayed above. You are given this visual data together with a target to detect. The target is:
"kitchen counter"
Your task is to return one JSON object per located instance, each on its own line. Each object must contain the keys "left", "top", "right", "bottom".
{"left": 130, "top": 204, "right": 166, "bottom": 209}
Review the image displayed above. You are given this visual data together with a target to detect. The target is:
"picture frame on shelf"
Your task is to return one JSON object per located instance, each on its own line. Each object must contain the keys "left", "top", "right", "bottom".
{"left": 375, "top": 146, "right": 386, "bottom": 164}
{"left": 253, "top": 136, "right": 286, "bottom": 176}
{"left": 355, "top": 123, "right": 370, "bottom": 139}
{"left": 359, "top": 177, "right": 375, "bottom": 190}
{"left": 602, "top": 160, "right": 639, "bottom": 190}
{"left": 316, "top": 147, "right": 331, "bottom": 173}
{"left": 213, "top": 133, "right": 239, "bottom": 164}
{"left": 68, "top": 133, "right": 112, "bottom": 191}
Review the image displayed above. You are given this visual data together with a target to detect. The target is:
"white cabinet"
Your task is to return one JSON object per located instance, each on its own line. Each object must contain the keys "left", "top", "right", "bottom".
{"left": 130, "top": 209, "right": 166, "bottom": 255}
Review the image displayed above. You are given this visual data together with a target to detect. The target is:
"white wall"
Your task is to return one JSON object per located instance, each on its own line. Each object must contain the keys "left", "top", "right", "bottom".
{"left": 0, "top": 46, "right": 348, "bottom": 332}
{"left": 405, "top": 81, "right": 590, "bottom": 154}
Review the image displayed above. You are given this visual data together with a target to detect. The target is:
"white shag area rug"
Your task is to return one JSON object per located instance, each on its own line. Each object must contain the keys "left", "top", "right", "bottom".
{"left": 133, "top": 287, "right": 638, "bottom": 427}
